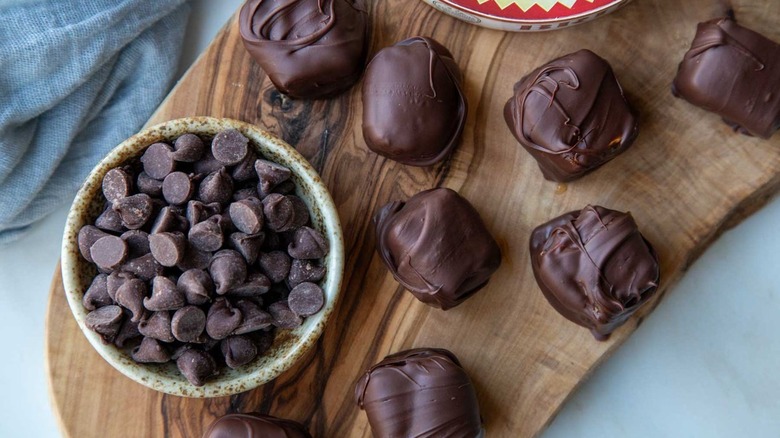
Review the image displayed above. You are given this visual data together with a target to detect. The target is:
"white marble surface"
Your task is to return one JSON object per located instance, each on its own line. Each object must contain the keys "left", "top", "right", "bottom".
{"left": 1, "top": 1, "right": 779, "bottom": 437}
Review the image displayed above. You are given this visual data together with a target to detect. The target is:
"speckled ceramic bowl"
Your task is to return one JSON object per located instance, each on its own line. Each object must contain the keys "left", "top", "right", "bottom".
{"left": 61, "top": 117, "right": 344, "bottom": 397}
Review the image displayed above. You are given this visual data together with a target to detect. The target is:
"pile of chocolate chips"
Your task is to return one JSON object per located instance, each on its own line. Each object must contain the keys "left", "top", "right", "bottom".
{"left": 77, "top": 128, "right": 329, "bottom": 386}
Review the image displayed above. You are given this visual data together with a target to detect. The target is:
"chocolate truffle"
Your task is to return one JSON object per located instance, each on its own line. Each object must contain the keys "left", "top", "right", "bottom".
{"left": 530, "top": 205, "right": 660, "bottom": 340}
{"left": 363, "top": 37, "right": 467, "bottom": 166}
{"left": 238, "top": 0, "right": 369, "bottom": 99}
{"left": 504, "top": 49, "right": 638, "bottom": 182}
{"left": 204, "top": 413, "right": 311, "bottom": 438}
{"left": 374, "top": 188, "right": 501, "bottom": 310}
{"left": 355, "top": 348, "right": 483, "bottom": 438}
{"left": 672, "top": 16, "right": 780, "bottom": 138}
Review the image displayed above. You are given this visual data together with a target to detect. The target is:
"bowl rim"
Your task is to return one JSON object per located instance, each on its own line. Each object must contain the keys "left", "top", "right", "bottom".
{"left": 61, "top": 116, "right": 344, "bottom": 398}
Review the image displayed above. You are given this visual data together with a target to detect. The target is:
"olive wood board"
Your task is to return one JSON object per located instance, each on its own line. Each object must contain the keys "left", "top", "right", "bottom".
{"left": 46, "top": 0, "right": 780, "bottom": 437}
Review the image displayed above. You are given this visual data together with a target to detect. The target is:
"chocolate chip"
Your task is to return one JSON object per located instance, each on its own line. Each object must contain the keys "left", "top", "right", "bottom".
{"left": 206, "top": 298, "right": 243, "bottom": 340}
{"left": 95, "top": 206, "right": 125, "bottom": 233}
{"left": 198, "top": 168, "right": 233, "bottom": 205}
{"left": 288, "top": 195, "right": 310, "bottom": 228}
{"left": 138, "top": 310, "right": 174, "bottom": 343}
{"left": 144, "top": 276, "right": 186, "bottom": 311}
{"left": 186, "top": 200, "right": 221, "bottom": 226}
{"left": 228, "top": 232, "right": 264, "bottom": 265}
{"left": 262, "top": 194, "right": 296, "bottom": 232}
{"left": 173, "top": 133, "right": 205, "bottom": 163}
{"left": 231, "top": 149, "right": 258, "bottom": 182}
{"left": 132, "top": 337, "right": 171, "bottom": 363}
{"left": 228, "top": 272, "right": 271, "bottom": 298}
{"left": 288, "top": 282, "right": 325, "bottom": 317}
{"left": 212, "top": 129, "right": 249, "bottom": 165}
{"left": 229, "top": 197, "right": 264, "bottom": 234}
{"left": 114, "top": 318, "right": 141, "bottom": 349}
{"left": 102, "top": 168, "right": 133, "bottom": 203}
{"left": 178, "top": 269, "right": 214, "bottom": 305}
{"left": 114, "top": 278, "right": 147, "bottom": 322}
{"left": 113, "top": 194, "right": 154, "bottom": 230}
{"left": 150, "top": 206, "right": 187, "bottom": 234}
{"left": 171, "top": 306, "right": 206, "bottom": 343}
{"left": 161, "top": 171, "right": 195, "bottom": 205}
{"left": 262, "top": 230, "right": 284, "bottom": 251}
{"left": 251, "top": 330, "right": 275, "bottom": 356}
{"left": 220, "top": 336, "right": 257, "bottom": 369}
{"left": 149, "top": 232, "right": 187, "bottom": 267}
{"left": 121, "top": 253, "right": 164, "bottom": 281}
{"left": 233, "top": 187, "right": 259, "bottom": 202}
{"left": 141, "top": 142, "right": 175, "bottom": 179}
{"left": 188, "top": 216, "right": 224, "bottom": 252}
{"left": 106, "top": 271, "right": 135, "bottom": 301}
{"left": 85, "top": 305, "right": 124, "bottom": 343}
{"left": 272, "top": 179, "right": 296, "bottom": 196}
{"left": 288, "top": 226, "right": 329, "bottom": 259}
{"left": 255, "top": 159, "right": 291, "bottom": 197}
{"left": 90, "top": 235, "right": 129, "bottom": 270}
{"left": 121, "top": 230, "right": 151, "bottom": 258}
{"left": 287, "top": 259, "right": 326, "bottom": 288}
{"left": 78, "top": 225, "right": 109, "bottom": 263}
{"left": 136, "top": 171, "right": 163, "bottom": 197}
{"left": 209, "top": 249, "right": 247, "bottom": 295}
{"left": 233, "top": 300, "right": 273, "bottom": 334}
{"left": 176, "top": 349, "right": 217, "bottom": 386}
{"left": 193, "top": 149, "right": 224, "bottom": 175}
{"left": 268, "top": 301, "right": 302, "bottom": 329}
{"left": 258, "top": 251, "right": 291, "bottom": 283}
{"left": 176, "top": 247, "right": 212, "bottom": 271}
{"left": 82, "top": 274, "right": 111, "bottom": 311}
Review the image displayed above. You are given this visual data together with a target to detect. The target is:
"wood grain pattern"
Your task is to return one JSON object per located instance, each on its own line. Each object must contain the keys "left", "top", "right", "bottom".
{"left": 46, "top": 1, "right": 780, "bottom": 437}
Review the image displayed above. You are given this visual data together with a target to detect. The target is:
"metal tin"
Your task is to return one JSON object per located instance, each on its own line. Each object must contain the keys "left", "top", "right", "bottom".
{"left": 421, "top": 0, "right": 632, "bottom": 32}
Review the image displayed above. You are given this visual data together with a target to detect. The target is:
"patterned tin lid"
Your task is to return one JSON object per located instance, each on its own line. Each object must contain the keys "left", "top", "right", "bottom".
{"left": 422, "top": 0, "right": 631, "bottom": 31}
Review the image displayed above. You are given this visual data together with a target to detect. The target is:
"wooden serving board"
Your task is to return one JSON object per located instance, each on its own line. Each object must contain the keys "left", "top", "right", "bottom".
{"left": 46, "top": 1, "right": 780, "bottom": 437}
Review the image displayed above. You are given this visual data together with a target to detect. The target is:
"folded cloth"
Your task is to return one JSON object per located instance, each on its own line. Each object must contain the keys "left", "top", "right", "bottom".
{"left": 0, "top": 0, "right": 191, "bottom": 243}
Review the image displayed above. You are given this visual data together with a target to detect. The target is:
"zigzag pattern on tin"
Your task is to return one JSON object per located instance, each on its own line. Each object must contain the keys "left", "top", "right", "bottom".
{"left": 477, "top": 0, "right": 595, "bottom": 12}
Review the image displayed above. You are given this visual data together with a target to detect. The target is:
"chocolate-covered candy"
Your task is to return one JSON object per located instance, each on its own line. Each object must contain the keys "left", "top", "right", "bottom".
{"left": 138, "top": 310, "right": 175, "bottom": 343}
{"left": 94, "top": 206, "right": 125, "bottom": 233}
{"left": 132, "top": 337, "right": 171, "bottom": 363}
{"left": 238, "top": 0, "right": 369, "bottom": 99}
{"left": 150, "top": 206, "right": 188, "bottom": 234}
{"left": 141, "top": 142, "right": 176, "bottom": 179}
{"left": 178, "top": 269, "right": 214, "bottom": 305}
{"left": 85, "top": 305, "right": 124, "bottom": 343}
{"left": 672, "top": 16, "right": 780, "bottom": 138}
{"left": 206, "top": 298, "right": 243, "bottom": 340}
{"left": 199, "top": 168, "right": 234, "bottom": 205}
{"left": 287, "top": 259, "right": 325, "bottom": 288}
{"left": 89, "top": 235, "right": 128, "bottom": 270}
{"left": 212, "top": 129, "right": 249, "bottom": 166}
{"left": 375, "top": 188, "right": 501, "bottom": 310}
{"left": 355, "top": 348, "right": 482, "bottom": 438}
{"left": 144, "top": 276, "right": 186, "bottom": 311}
{"left": 136, "top": 172, "right": 163, "bottom": 197}
{"left": 255, "top": 159, "right": 291, "bottom": 197}
{"left": 121, "top": 230, "right": 151, "bottom": 258}
{"left": 121, "top": 253, "right": 164, "bottom": 281}
{"left": 504, "top": 49, "right": 639, "bottom": 182}
{"left": 176, "top": 349, "right": 217, "bottom": 386}
{"left": 172, "top": 133, "right": 205, "bottom": 162}
{"left": 363, "top": 37, "right": 466, "bottom": 166}
{"left": 83, "top": 274, "right": 112, "bottom": 311}
{"left": 262, "top": 193, "right": 295, "bottom": 232}
{"left": 171, "top": 306, "right": 207, "bottom": 342}
{"left": 204, "top": 413, "right": 311, "bottom": 438}
{"left": 287, "top": 282, "right": 324, "bottom": 317}
{"left": 102, "top": 168, "right": 133, "bottom": 203}
{"left": 258, "top": 251, "right": 291, "bottom": 283}
{"left": 78, "top": 225, "right": 110, "bottom": 263}
{"left": 220, "top": 336, "right": 257, "bottom": 369}
{"left": 149, "top": 231, "right": 187, "bottom": 267}
{"left": 114, "top": 278, "right": 147, "bottom": 322}
{"left": 530, "top": 205, "right": 660, "bottom": 340}
{"left": 229, "top": 197, "right": 264, "bottom": 234}
{"left": 113, "top": 194, "right": 154, "bottom": 230}
{"left": 268, "top": 301, "right": 302, "bottom": 329}
{"left": 162, "top": 171, "right": 195, "bottom": 205}
{"left": 233, "top": 300, "right": 273, "bottom": 334}
{"left": 229, "top": 232, "right": 264, "bottom": 265}
{"left": 288, "top": 226, "right": 328, "bottom": 259}
{"left": 209, "top": 249, "right": 248, "bottom": 294}
{"left": 189, "top": 216, "right": 225, "bottom": 252}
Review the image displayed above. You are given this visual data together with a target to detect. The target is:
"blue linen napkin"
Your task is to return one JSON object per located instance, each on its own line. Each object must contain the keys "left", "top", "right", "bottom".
{"left": 0, "top": 0, "right": 191, "bottom": 243}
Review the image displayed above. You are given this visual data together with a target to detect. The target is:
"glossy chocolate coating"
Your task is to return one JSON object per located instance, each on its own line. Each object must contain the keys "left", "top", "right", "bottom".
{"left": 672, "top": 17, "right": 780, "bottom": 138}
{"left": 374, "top": 188, "right": 500, "bottom": 310}
{"left": 529, "top": 206, "right": 660, "bottom": 340}
{"left": 203, "top": 413, "right": 311, "bottom": 438}
{"left": 355, "top": 348, "right": 483, "bottom": 438}
{"left": 362, "top": 37, "right": 467, "bottom": 166}
{"left": 238, "top": 0, "right": 369, "bottom": 99}
{"left": 504, "top": 49, "right": 638, "bottom": 182}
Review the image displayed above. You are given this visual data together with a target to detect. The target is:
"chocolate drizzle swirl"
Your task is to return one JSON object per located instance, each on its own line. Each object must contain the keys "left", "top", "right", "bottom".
{"left": 504, "top": 49, "right": 638, "bottom": 182}
{"left": 672, "top": 16, "right": 780, "bottom": 138}
{"left": 239, "top": 0, "right": 369, "bottom": 99}
{"left": 203, "top": 413, "right": 311, "bottom": 438}
{"left": 355, "top": 348, "right": 484, "bottom": 438}
{"left": 529, "top": 206, "right": 660, "bottom": 340}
